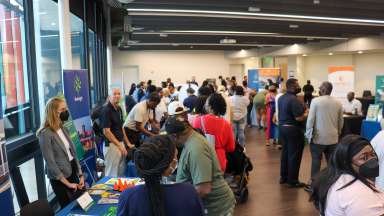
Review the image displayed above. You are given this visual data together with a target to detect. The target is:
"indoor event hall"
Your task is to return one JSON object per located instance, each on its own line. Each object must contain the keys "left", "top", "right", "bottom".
{"left": 1, "top": 0, "right": 384, "bottom": 215}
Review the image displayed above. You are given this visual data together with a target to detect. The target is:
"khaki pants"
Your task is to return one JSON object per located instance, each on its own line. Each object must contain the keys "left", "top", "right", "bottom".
{"left": 104, "top": 142, "right": 126, "bottom": 177}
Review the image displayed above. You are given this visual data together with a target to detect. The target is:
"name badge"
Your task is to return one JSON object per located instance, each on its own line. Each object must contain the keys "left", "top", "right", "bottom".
{"left": 77, "top": 192, "right": 95, "bottom": 211}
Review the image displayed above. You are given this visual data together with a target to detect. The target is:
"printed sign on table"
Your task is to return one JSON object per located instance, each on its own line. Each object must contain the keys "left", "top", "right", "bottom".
{"left": 63, "top": 70, "right": 94, "bottom": 159}
{"left": 328, "top": 66, "right": 355, "bottom": 102}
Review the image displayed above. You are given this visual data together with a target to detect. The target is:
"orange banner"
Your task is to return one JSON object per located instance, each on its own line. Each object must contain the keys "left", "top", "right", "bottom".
{"left": 259, "top": 68, "right": 280, "bottom": 76}
{"left": 328, "top": 66, "right": 354, "bottom": 74}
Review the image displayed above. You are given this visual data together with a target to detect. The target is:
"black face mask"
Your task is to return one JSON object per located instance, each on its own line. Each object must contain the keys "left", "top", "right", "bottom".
{"left": 359, "top": 158, "right": 379, "bottom": 179}
{"left": 59, "top": 110, "right": 70, "bottom": 122}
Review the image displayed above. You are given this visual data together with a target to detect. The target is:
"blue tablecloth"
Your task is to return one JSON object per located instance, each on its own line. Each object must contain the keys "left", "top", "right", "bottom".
{"left": 56, "top": 176, "right": 118, "bottom": 216}
{"left": 361, "top": 120, "right": 382, "bottom": 141}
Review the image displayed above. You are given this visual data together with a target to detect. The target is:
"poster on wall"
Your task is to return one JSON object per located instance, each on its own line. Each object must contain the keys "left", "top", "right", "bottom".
{"left": 328, "top": 66, "right": 355, "bottom": 102}
{"left": 259, "top": 68, "right": 281, "bottom": 90}
{"left": 376, "top": 75, "right": 384, "bottom": 104}
{"left": 0, "top": 79, "right": 14, "bottom": 215}
{"left": 63, "top": 70, "right": 94, "bottom": 159}
{"left": 248, "top": 68, "right": 280, "bottom": 90}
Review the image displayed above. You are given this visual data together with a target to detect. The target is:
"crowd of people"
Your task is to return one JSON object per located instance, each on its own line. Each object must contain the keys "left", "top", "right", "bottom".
{"left": 36, "top": 74, "right": 384, "bottom": 216}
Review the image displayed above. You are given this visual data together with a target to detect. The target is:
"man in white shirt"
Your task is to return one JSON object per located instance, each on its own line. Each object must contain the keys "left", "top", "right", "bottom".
{"left": 306, "top": 82, "right": 344, "bottom": 184}
{"left": 343, "top": 92, "right": 362, "bottom": 115}
{"left": 371, "top": 120, "right": 384, "bottom": 190}
{"left": 124, "top": 92, "right": 160, "bottom": 147}
{"left": 230, "top": 86, "right": 250, "bottom": 147}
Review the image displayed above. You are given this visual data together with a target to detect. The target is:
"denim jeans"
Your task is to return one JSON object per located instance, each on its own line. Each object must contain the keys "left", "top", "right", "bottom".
{"left": 310, "top": 143, "right": 337, "bottom": 179}
{"left": 232, "top": 117, "right": 246, "bottom": 147}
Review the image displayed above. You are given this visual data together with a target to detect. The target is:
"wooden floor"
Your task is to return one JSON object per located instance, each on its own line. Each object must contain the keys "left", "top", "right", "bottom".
{"left": 234, "top": 128, "right": 318, "bottom": 216}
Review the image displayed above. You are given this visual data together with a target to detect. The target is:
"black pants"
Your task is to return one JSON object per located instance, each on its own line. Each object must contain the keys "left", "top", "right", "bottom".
{"left": 247, "top": 102, "right": 253, "bottom": 126}
{"left": 280, "top": 125, "right": 305, "bottom": 184}
{"left": 50, "top": 160, "right": 84, "bottom": 208}
{"left": 304, "top": 94, "right": 313, "bottom": 106}
{"left": 124, "top": 127, "right": 141, "bottom": 147}
{"left": 310, "top": 143, "right": 337, "bottom": 178}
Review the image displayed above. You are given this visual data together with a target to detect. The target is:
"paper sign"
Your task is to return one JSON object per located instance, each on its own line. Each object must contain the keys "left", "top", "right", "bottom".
{"left": 77, "top": 192, "right": 94, "bottom": 211}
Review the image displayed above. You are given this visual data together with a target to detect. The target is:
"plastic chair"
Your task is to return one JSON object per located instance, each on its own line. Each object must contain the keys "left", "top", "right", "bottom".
{"left": 20, "top": 199, "right": 54, "bottom": 216}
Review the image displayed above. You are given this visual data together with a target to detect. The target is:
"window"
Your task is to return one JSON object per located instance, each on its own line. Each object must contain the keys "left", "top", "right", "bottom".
{"left": 0, "top": 0, "right": 32, "bottom": 139}
{"left": 70, "top": 14, "right": 85, "bottom": 69}
{"left": 33, "top": 0, "right": 62, "bottom": 107}
{"left": 88, "top": 29, "right": 96, "bottom": 105}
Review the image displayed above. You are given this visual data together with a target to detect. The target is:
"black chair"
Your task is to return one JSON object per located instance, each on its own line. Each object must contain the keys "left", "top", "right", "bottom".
{"left": 20, "top": 199, "right": 54, "bottom": 216}
{"left": 363, "top": 90, "right": 372, "bottom": 97}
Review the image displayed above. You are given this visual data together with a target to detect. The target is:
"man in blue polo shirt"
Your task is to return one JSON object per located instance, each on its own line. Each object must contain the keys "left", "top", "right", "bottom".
{"left": 278, "top": 78, "right": 308, "bottom": 188}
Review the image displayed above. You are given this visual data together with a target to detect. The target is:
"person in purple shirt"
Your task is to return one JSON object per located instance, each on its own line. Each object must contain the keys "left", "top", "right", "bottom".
{"left": 117, "top": 135, "right": 204, "bottom": 216}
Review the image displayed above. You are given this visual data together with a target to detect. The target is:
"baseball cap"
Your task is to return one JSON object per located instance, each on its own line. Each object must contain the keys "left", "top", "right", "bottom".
{"left": 165, "top": 116, "right": 188, "bottom": 134}
{"left": 168, "top": 101, "right": 189, "bottom": 116}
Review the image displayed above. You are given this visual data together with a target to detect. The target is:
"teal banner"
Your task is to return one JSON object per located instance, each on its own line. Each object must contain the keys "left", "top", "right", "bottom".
{"left": 376, "top": 75, "right": 384, "bottom": 104}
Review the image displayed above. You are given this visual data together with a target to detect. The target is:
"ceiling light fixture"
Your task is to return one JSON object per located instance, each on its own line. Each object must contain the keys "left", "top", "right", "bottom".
{"left": 51, "top": 22, "right": 56, "bottom": 26}
{"left": 358, "top": 50, "right": 363, "bottom": 54}
{"left": 127, "top": 8, "right": 384, "bottom": 26}
{"left": 133, "top": 30, "right": 348, "bottom": 40}
{"left": 313, "top": 0, "right": 320, "bottom": 4}
{"left": 159, "top": 33, "right": 168, "bottom": 37}
{"left": 220, "top": 38, "right": 237, "bottom": 44}
{"left": 122, "top": 43, "right": 284, "bottom": 47}
{"left": 289, "top": 24, "right": 299, "bottom": 28}
{"left": 328, "top": 52, "right": 333, "bottom": 55}
{"left": 302, "top": 54, "right": 307, "bottom": 56}
{"left": 248, "top": 7, "right": 261, "bottom": 12}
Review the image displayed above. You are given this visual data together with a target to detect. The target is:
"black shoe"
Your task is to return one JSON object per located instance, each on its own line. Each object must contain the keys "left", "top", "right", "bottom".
{"left": 279, "top": 178, "right": 287, "bottom": 184}
{"left": 288, "top": 182, "right": 307, "bottom": 188}
{"left": 304, "top": 184, "right": 313, "bottom": 193}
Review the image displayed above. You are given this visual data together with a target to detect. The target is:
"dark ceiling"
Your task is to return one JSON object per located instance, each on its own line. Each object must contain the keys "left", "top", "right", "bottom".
{"left": 110, "top": 0, "right": 384, "bottom": 50}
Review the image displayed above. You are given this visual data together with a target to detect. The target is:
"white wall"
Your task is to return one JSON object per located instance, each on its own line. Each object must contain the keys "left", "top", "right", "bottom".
{"left": 302, "top": 53, "right": 384, "bottom": 96}
{"left": 112, "top": 48, "right": 231, "bottom": 86}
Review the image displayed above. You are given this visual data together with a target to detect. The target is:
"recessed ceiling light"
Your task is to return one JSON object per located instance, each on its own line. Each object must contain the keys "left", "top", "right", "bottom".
{"left": 314, "top": 0, "right": 320, "bottom": 4}
{"left": 302, "top": 54, "right": 307, "bottom": 56}
{"left": 51, "top": 22, "right": 56, "bottom": 26}
{"left": 171, "top": 43, "right": 179, "bottom": 46}
{"left": 328, "top": 52, "right": 333, "bottom": 55}
{"left": 248, "top": 7, "right": 261, "bottom": 12}
{"left": 289, "top": 24, "right": 299, "bottom": 28}
{"left": 159, "top": 33, "right": 168, "bottom": 37}
{"left": 358, "top": 50, "right": 363, "bottom": 54}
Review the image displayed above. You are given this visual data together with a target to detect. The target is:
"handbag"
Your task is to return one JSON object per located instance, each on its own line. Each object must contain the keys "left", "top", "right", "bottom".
{"left": 200, "top": 116, "right": 216, "bottom": 149}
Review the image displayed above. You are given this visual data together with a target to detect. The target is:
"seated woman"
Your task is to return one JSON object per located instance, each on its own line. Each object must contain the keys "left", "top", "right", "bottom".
{"left": 117, "top": 135, "right": 204, "bottom": 216}
{"left": 310, "top": 134, "right": 384, "bottom": 216}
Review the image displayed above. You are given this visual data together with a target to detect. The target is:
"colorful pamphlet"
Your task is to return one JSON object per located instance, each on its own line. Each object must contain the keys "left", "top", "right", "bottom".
{"left": 366, "top": 104, "right": 380, "bottom": 121}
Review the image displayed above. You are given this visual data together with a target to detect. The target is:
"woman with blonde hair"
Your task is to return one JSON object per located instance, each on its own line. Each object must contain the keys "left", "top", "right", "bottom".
{"left": 37, "top": 97, "right": 84, "bottom": 208}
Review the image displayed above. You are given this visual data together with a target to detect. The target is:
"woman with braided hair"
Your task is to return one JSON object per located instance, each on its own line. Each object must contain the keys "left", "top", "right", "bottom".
{"left": 117, "top": 135, "right": 204, "bottom": 216}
